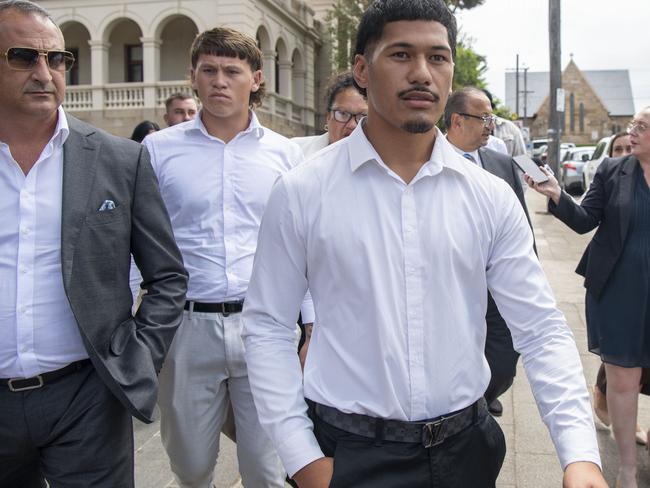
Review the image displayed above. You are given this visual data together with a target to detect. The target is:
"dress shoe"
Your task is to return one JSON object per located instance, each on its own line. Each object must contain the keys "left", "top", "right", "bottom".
{"left": 488, "top": 398, "right": 503, "bottom": 417}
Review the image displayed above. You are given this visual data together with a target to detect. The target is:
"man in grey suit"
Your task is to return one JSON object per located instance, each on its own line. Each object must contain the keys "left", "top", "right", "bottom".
{"left": 444, "top": 87, "right": 533, "bottom": 417}
{"left": 0, "top": 2, "right": 187, "bottom": 487}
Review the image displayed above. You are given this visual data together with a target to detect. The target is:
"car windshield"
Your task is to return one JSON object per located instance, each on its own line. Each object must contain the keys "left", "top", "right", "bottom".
{"left": 590, "top": 141, "right": 607, "bottom": 160}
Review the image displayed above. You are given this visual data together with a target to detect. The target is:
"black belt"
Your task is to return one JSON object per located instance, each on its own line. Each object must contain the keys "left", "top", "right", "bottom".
{"left": 184, "top": 300, "right": 244, "bottom": 315}
{"left": 314, "top": 398, "right": 486, "bottom": 448}
{"left": 1, "top": 359, "right": 91, "bottom": 392}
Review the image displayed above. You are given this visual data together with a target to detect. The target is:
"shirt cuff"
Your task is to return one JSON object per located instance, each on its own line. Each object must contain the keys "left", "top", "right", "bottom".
{"left": 554, "top": 426, "right": 602, "bottom": 470}
{"left": 300, "top": 300, "right": 315, "bottom": 324}
{"left": 276, "top": 427, "right": 324, "bottom": 478}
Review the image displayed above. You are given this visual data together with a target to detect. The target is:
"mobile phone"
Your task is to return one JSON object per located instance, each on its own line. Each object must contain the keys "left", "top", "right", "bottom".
{"left": 513, "top": 155, "right": 549, "bottom": 183}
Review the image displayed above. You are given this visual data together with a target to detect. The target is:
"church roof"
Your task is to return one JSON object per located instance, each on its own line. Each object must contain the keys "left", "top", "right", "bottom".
{"left": 505, "top": 68, "right": 635, "bottom": 118}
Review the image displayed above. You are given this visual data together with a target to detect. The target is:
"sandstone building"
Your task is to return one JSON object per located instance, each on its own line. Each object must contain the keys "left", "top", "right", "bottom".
{"left": 505, "top": 60, "right": 635, "bottom": 145}
{"left": 40, "top": 0, "right": 338, "bottom": 137}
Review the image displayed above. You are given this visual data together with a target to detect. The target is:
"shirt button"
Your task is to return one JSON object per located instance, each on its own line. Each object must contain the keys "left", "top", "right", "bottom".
{"left": 21, "top": 227, "right": 30, "bottom": 235}
{"left": 19, "top": 266, "right": 28, "bottom": 274}
{"left": 21, "top": 345, "right": 28, "bottom": 353}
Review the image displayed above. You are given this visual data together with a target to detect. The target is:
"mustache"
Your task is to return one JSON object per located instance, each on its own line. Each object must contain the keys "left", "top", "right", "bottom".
{"left": 398, "top": 87, "right": 440, "bottom": 101}
{"left": 25, "top": 82, "right": 56, "bottom": 93}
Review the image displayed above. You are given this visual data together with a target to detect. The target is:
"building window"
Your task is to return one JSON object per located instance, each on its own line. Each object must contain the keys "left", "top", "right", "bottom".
{"left": 66, "top": 47, "right": 79, "bottom": 86}
{"left": 125, "top": 44, "right": 143, "bottom": 82}
{"left": 579, "top": 102, "right": 585, "bottom": 133}
{"left": 569, "top": 93, "right": 575, "bottom": 132}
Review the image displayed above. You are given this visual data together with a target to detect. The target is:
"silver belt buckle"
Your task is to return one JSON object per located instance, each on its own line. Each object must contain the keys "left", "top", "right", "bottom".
{"left": 8, "top": 375, "right": 44, "bottom": 392}
{"left": 422, "top": 418, "right": 446, "bottom": 448}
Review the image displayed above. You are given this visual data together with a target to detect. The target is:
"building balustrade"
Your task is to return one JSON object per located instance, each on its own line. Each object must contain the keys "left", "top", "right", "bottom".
{"left": 64, "top": 82, "right": 307, "bottom": 127}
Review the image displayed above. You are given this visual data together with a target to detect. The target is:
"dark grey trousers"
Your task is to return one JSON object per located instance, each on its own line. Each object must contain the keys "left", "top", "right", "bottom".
{"left": 0, "top": 362, "right": 134, "bottom": 488}
{"left": 310, "top": 403, "right": 506, "bottom": 488}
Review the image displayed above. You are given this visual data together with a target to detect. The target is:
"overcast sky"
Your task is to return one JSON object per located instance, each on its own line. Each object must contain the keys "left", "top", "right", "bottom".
{"left": 455, "top": 0, "right": 650, "bottom": 113}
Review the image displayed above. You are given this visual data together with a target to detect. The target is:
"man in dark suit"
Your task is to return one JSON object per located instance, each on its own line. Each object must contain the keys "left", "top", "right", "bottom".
{"left": 444, "top": 87, "right": 534, "bottom": 417}
{"left": 0, "top": 2, "right": 187, "bottom": 487}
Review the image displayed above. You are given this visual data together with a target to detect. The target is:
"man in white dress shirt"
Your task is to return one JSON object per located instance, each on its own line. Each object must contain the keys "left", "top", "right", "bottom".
{"left": 0, "top": 1, "right": 187, "bottom": 487}
{"left": 242, "top": 1, "right": 606, "bottom": 487}
{"left": 163, "top": 92, "right": 198, "bottom": 127}
{"left": 145, "top": 27, "right": 313, "bottom": 488}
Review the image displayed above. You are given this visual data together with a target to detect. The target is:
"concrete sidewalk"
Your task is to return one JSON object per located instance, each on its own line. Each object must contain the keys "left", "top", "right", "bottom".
{"left": 134, "top": 190, "right": 650, "bottom": 487}
{"left": 495, "top": 190, "right": 650, "bottom": 487}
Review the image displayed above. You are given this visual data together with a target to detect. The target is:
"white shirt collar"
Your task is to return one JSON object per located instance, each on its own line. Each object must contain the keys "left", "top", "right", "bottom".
{"left": 54, "top": 106, "right": 70, "bottom": 147}
{"left": 186, "top": 109, "right": 265, "bottom": 140}
{"left": 345, "top": 122, "right": 470, "bottom": 179}
{"left": 445, "top": 136, "right": 480, "bottom": 166}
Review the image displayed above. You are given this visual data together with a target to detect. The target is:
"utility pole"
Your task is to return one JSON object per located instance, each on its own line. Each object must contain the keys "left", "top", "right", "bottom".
{"left": 548, "top": 0, "right": 562, "bottom": 175}
{"left": 523, "top": 67, "right": 530, "bottom": 126}
{"left": 515, "top": 54, "right": 520, "bottom": 117}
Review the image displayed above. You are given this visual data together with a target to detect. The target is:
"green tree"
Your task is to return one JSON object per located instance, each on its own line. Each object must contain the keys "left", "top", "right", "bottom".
{"left": 452, "top": 39, "right": 487, "bottom": 90}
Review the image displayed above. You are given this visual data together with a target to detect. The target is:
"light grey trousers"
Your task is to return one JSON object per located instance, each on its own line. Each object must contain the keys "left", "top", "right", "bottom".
{"left": 158, "top": 308, "right": 285, "bottom": 488}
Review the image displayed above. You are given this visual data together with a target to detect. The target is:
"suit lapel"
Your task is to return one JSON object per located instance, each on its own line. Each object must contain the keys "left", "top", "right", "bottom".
{"left": 478, "top": 148, "right": 491, "bottom": 172}
{"left": 617, "top": 156, "right": 637, "bottom": 245}
{"left": 61, "top": 117, "right": 100, "bottom": 288}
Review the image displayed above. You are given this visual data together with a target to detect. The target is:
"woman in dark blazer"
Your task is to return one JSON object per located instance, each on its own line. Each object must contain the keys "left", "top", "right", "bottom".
{"left": 527, "top": 107, "right": 650, "bottom": 488}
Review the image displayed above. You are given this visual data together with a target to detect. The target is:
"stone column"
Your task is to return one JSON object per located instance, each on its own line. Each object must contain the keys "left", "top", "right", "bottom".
{"left": 88, "top": 40, "right": 109, "bottom": 110}
{"left": 262, "top": 49, "right": 276, "bottom": 114}
{"left": 278, "top": 60, "right": 292, "bottom": 98}
{"left": 141, "top": 37, "right": 161, "bottom": 108}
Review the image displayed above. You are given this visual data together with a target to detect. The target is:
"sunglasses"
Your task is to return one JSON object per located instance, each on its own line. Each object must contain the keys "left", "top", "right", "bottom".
{"left": 2, "top": 47, "right": 75, "bottom": 72}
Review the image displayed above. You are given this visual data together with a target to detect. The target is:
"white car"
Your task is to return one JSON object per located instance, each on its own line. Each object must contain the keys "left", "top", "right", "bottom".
{"left": 582, "top": 136, "right": 612, "bottom": 191}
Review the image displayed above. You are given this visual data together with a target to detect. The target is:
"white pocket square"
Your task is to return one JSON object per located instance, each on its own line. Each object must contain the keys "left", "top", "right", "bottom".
{"left": 98, "top": 200, "right": 116, "bottom": 211}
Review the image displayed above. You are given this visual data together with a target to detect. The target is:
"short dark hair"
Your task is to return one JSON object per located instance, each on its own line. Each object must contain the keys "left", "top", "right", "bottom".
{"left": 354, "top": 0, "right": 457, "bottom": 60}
{"left": 131, "top": 120, "right": 160, "bottom": 143}
{"left": 190, "top": 27, "right": 265, "bottom": 107}
{"left": 325, "top": 71, "right": 363, "bottom": 111}
{"left": 0, "top": 0, "right": 53, "bottom": 21}
{"left": 165, "top": 92, "right": 195, "bottom": 111}
{"left": 443, "top": 86, "right": 485, "bottom": 129}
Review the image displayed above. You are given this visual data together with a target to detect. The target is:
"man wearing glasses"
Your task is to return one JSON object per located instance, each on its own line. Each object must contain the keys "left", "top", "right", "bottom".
{"left": 444, "top": 86, "right": 534, "bottom": 419}
{"left": 293, "top": 71, "right": 367, "bottom": 158}
{"left": 0, "top": 2, "right": 187, "bottom": 487}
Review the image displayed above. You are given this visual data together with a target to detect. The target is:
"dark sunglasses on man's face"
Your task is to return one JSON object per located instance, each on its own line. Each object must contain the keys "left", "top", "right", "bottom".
{"left": 3, "top": 47, "right": 75, "bottom": 72}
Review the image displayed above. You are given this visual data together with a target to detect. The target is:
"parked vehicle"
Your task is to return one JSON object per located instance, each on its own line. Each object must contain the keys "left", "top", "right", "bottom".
{"left": 558, "top": 146, "right": 596, "bottom": 193}
{"left": 540, "top": 142, "right": 577, "bottom": 164}
{"left": 582, "top": 136, "right": 612, "bottom": 190}
{"left": 531, "top": 139, "right": 549, "bottom": 158}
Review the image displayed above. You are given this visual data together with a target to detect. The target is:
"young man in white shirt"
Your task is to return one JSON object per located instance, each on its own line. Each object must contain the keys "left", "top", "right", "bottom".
{"left": 163, "top": 92, "right": 198, "bottom": 127}
{"left": 242, "top": 1, "right": 607, "bottom": 487}
{"left": 145, "top": 27, "right": 312, "bottom": 488}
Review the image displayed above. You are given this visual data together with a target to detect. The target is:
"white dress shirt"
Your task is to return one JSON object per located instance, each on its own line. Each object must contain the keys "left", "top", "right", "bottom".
{"left": 242, "top": 123, "right": 600, "bottom": 476}
{"left": 486, "top": 134, "right": 508, "bottom": 155}
{"left": 0, "top": 108, "right": 88, "bottom": 378}
{"left": 143, "top": 112, "right": 314, "bottom": 321}
{"left": 448, "top": 140, "right": 481, "bottom": 167}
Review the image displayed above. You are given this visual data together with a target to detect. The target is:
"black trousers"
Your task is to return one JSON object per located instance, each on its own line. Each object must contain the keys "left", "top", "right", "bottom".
{"left": 311, "top": 404, "right": 506, "bottom": 488}
{"left": 0, "top": 362, "right": 134, "bottom": 488}
{"left": 484, "top": 293, "right": 520, "bottom": 404}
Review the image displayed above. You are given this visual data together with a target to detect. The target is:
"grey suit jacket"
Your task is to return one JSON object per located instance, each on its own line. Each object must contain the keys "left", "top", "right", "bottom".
{"left": 478, "top": 147, "right": 533, "bottom": 231}
{"left": 61, "top": 115, "right": 188, "bottom": 423}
